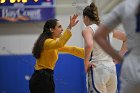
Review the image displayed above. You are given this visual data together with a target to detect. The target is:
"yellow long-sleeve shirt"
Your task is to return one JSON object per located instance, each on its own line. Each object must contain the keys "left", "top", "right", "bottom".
{"left": 35, "top": 29, "right": 84, "bottom": 70}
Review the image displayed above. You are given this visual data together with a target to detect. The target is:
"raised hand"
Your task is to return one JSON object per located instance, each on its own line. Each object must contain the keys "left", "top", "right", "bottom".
{"left": 68, "top": 14, "right": 79, "bottom": 29}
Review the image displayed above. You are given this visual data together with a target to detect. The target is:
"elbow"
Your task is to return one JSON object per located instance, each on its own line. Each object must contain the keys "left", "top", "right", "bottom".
{"left": 85, "top": 43, "right": 93, "bottom": 50}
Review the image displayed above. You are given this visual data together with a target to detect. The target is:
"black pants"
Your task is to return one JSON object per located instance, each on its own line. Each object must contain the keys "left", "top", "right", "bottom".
{"left": 29, "top": 69, "right": 55, "bottom": 93}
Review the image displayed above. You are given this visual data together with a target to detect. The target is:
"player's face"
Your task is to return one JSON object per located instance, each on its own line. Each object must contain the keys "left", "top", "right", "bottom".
{"left": 52, "top": 21, "right": 63, "bottom": 38}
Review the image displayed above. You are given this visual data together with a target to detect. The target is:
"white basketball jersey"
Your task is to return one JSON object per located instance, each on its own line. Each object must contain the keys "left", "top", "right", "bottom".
{"left": 89, "top": 24, "right": 113, "bottom": 63}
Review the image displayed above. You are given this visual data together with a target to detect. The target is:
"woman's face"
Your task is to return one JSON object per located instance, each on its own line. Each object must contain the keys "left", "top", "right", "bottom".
{"left": 52, "top": 21, "right": 63, "bottom": 38}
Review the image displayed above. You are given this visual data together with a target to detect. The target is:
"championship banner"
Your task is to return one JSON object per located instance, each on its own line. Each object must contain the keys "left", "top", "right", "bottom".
{"left": 0, "top": 0, "right": 55, "bottom": 22}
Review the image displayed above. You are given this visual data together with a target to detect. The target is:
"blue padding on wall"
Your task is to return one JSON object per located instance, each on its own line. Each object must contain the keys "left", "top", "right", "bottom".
{"left": 0, "top": 54, "right": 87, "bottom": 93}
{"left": 0, "top": 54, "right": 121, "bottom": 93}
{"left": 54, "top": 54, "right": 87, "bottom": 93}
{"left": 0, "top": 55, "right": 35, "bottom": 93}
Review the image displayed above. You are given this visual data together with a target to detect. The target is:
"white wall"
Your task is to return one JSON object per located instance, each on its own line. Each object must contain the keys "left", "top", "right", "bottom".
{"left": 0, "top": 15, "right": 84, "bottom": 55}
{"left": 0, "top": 0, "right": 124, "bottom": 55}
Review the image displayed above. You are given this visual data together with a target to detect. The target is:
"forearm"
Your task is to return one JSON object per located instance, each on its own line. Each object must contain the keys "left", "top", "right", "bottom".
{"left": 58, "top": 46, "right": 84, "bottom": 59}
{"left": 44, "top": 29, "right": 72, "bottom": 49}
{"left": 94, "top": 24, "right": 123, "bottom": 62}
{"left": 59, "top": 29, "right": 72, "bottom": 46}
{"left": 96, "top": 36, "right": 122, "bottom": 62}
{"left": 84, "top": 46, "right": 92, "bottom": 72}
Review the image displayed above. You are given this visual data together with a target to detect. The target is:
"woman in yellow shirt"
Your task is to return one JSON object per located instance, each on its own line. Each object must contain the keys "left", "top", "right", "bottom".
{"left": 29, "top": 14, "right": 84, "bottom": 93}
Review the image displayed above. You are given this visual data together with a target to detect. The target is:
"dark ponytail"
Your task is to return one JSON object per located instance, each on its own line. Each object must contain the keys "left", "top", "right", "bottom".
{"left": 32, "top": 19, "right": 58, "bottom": 59}
{"left": 83, "top": 2, "right": 100, "bottom": 25}
{"left": 90, "top": 2, "right": 100, "bottom": 24}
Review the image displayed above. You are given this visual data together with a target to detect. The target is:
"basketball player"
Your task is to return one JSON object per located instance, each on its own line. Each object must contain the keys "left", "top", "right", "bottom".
{"left": 94, "top": 0, "right": 140, "bottom": 93}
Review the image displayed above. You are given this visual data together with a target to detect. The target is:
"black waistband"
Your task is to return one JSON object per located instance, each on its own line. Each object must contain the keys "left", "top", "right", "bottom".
{"left": 35, "top": 69, "right": 54, "bottom": 74}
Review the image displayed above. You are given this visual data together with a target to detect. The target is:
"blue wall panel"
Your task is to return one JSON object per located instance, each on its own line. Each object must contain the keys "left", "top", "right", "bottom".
{"left": 0, "top": 54, "right": 87, "bottom": 93}
{"left": 0, "top": 54, "right": 121, "bottom": 93}
{"left": 0, "top": 55, "right": 35, "bottom": 93}
{"left": 54, "top": 54, "right": 87, "bottom": 93}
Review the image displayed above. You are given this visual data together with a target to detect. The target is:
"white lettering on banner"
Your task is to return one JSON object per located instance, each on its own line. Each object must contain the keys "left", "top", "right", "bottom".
{"left": 2, "top": 8, "right": 41, "bottom": 20}
{"left": 22, "top": 9, "right": 41, "bottom": 19}
{"left": 2, "top": 9, "right": 19, "bottom": 18}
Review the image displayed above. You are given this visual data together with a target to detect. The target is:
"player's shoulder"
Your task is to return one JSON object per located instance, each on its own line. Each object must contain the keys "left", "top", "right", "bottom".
{"left": 82, "top": 26, "right": 91, "bottom": 32}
